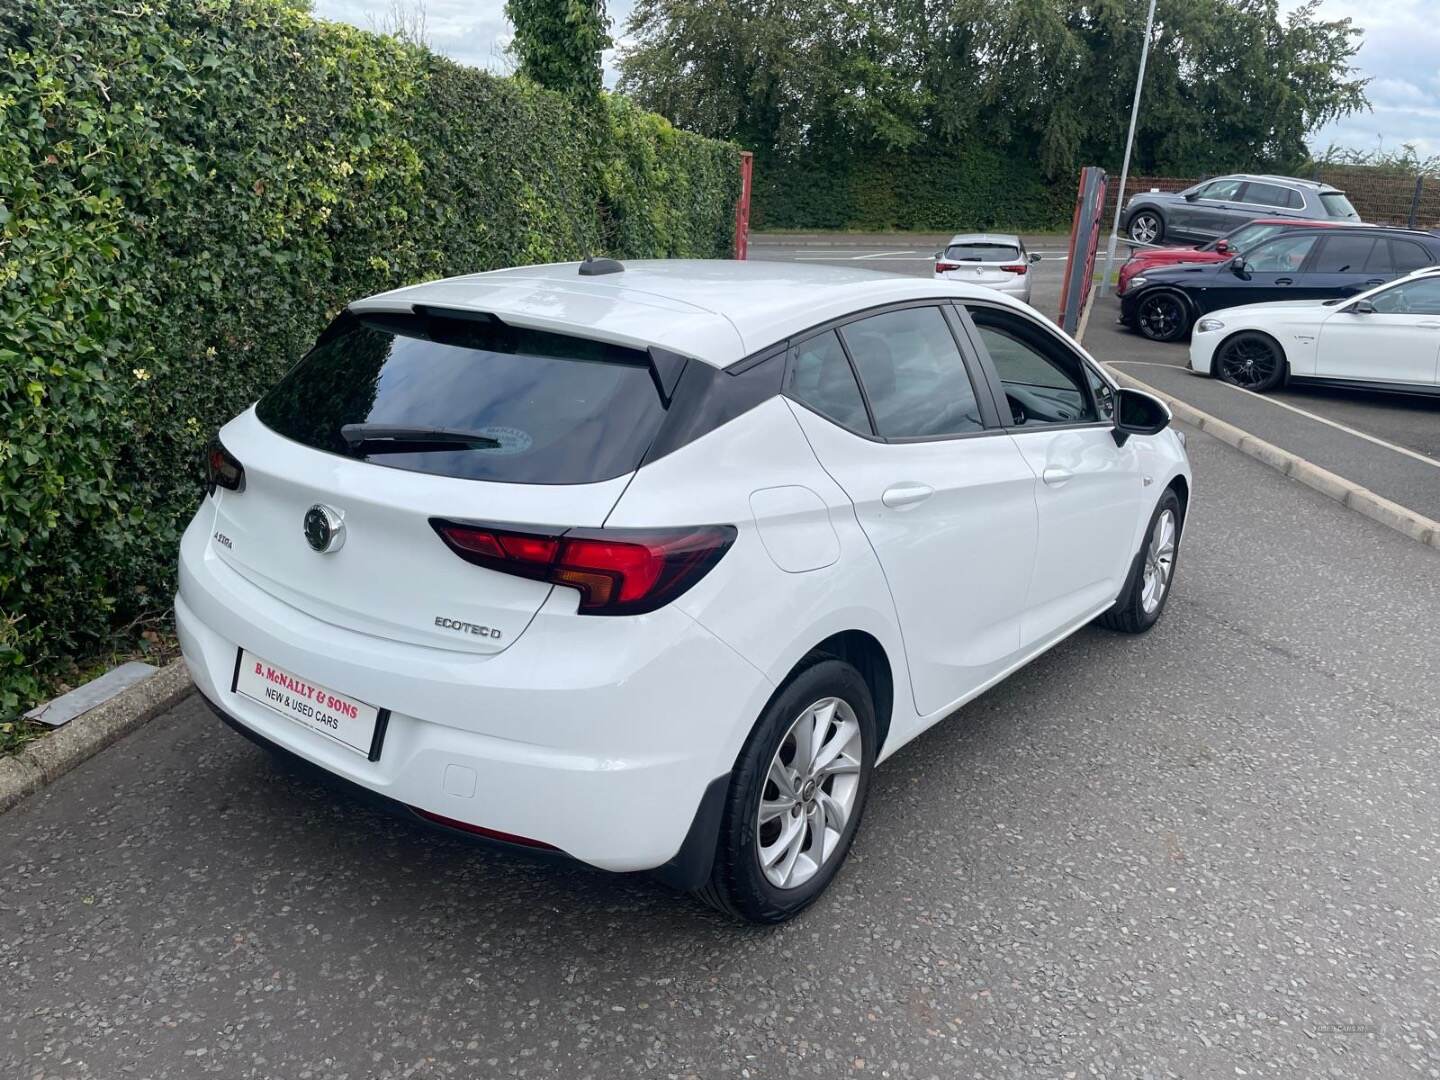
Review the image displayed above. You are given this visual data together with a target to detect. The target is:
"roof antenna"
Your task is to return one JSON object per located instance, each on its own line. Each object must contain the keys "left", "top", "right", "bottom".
{"left": 579, "top": 255, "right": 625, "bottom": 276}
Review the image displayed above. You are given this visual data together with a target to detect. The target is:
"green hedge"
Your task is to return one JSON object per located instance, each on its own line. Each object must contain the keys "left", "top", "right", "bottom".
{"left": 753, "top": 148, "right": 1072, "bottom": 232}
{"left": 0, "top": 0, "right": 740, "bottom": 723}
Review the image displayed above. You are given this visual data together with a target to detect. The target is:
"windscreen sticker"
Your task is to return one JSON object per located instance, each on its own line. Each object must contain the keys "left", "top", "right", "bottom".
{"left": 471, "top": 426, "right": 532, "bottom": 455}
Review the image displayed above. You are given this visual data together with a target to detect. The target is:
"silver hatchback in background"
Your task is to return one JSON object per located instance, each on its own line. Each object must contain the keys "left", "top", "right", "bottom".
{"left": 933, "top": 233, "right": 1041, "bottom": 304}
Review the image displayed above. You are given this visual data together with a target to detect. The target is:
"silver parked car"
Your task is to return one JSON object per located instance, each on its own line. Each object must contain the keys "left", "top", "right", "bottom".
{"left": 933, "top": 233, "right": 1041, "bottom": 304}
{"left": 1122, "top": 174, "right": 1360, "bottom": 246}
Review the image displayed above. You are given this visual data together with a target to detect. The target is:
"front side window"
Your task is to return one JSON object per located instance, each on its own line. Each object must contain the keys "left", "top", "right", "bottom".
{"left": 1226, "top": 223, "right": 1283, "bottom": 252}
{"left": 968, "top": 307, "right": 1098, "bottom": 427}
{"left": 1311, "top": 235, "right": 1378, "bottom": 273}
{"left": 1367, "top": 277, "right": 1440, "bottom": 315}
{"left": 1200, "top": 179, "right": 1244, "bottom": 201}
{"left": 1244, "top": 234, "right": 1318, "bottom": 272}
{"left": 256, "top": 311, "right": 670, "bottom": 485}
{"left": 838, "top": 307, "right": 984, "bottom": 438}
{"left": 784, "top": 331, "right": 872, "bottom": 434}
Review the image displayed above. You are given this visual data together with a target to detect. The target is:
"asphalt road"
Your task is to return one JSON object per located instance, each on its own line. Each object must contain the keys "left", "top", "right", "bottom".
{"left": 4, "top": 243, "right": 1440, "bottom": 1079}
{"left": 753, "top": 236, "right": 1440, "bottom": 524}
{"left": 5, "top": 429, "right": 1440, "bottom": 1079}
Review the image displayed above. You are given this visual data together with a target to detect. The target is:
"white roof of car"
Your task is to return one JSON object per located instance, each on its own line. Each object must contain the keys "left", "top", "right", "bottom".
{"left": 353, "top": 259, "right": 1028, "bottom": 368}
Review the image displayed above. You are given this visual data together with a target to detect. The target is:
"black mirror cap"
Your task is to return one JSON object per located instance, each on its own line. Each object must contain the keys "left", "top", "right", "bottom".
{"left": 1351, "top": 298, "right": 1376, "bottom": 314}
{"left": 1184, "top": 191, "right": 1200, "bottom": 201}
{"left": 1112, "top": 387, "right": 1171, "bottom": 446}
{"left": 1028, "top": 252, "right": 1042, "bottom": 263}
{"left": 1230, "top": 258, "right": 1249, "bottom": 277}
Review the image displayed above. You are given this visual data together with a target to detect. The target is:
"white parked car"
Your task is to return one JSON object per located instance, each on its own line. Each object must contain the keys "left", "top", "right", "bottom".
{"left": 178, "top": 259, "right": 1191, "bottom": 922}
{"left": 933, "top": 233, "right": 1041, "bottom": 303}
{"left": 1189, "top": 266, "right": 1440, "bottom": 393}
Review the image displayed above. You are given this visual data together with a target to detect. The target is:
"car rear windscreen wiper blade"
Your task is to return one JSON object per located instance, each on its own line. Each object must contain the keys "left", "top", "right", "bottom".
{"left": 339, "top": 424, "right": 502, "bottom": 454}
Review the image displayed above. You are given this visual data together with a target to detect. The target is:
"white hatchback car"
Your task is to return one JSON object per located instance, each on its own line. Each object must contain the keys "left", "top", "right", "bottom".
{"left": 178, "top": 259, "right": 1191, "bottom": 922}
{"left": 933, "top": 233, "right": 1041, "bottom": 304}
{"left": 1189, "top": 266, "right": 1440, "bottom": 394}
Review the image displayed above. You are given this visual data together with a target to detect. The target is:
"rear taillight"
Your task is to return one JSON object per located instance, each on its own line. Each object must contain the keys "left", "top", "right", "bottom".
{"left": 1000, "top": 264, "right": 1027, "bottom": 274}
{"left": 935, "top": 261, "right": 960, "bottom": 273}
{"left": 430, "top": 520, "right": 737, "bottom": 615}
{"left": 206, "top": 439, "right": 245, "bottom": 494}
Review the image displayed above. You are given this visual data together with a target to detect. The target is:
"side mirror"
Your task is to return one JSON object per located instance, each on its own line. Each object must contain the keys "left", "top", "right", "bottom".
{"left": 1184, "top": 191, "right": 1200, "bottom": 202}
{"left": 1350, "top": 298, "right": 1375, "bottom": 314}
{"left": 1214, "top": 239, "right": 1230, "bottom": 254}
{"left": 1230, "top": 258, "right": 1250, "bottom": 279}
{"left": 1112, "top": 387, "right": 1171, "bottom": 447}
{"left": 1028, "top": 252, "right": 1041, "bottom": 264}
{"left": 934, "top": 251, "right": 943, "bottom": 260}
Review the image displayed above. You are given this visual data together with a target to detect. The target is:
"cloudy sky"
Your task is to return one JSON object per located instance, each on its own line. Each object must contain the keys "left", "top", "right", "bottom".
{"left": 314, "top": 0, "right": 1440, "bottom": 158}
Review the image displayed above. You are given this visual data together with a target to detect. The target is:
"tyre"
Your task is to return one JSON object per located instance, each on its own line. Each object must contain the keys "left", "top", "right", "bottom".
{"left": 1127, "top": 210, "right": 1164, "bottom": 245}
{"left": 1213, "top": 330, "right": 1286, "bottom": 392}
{"left": 1133, "top": 290, "right": 1192, "bottom": 342}
{"left": 697, "top": 657, "right": 876, "bottom": 923}
{"left": 1098, "top": 489, "right": 1182, "bottom": 634}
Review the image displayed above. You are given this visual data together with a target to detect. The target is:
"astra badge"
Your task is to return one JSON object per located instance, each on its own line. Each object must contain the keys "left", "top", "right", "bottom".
{"left": 304, "top": 503, "right": 346, "bottom": 554}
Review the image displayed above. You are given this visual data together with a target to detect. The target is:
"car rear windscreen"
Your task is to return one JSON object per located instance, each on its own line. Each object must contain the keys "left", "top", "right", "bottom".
{"left": 1320, "top": 192, "right": 1359, "bottom": 219}
{"left": 255, "top": 311, "right": 670, "bottom": 485}
{"left": 944, "top": 243, "right": 1021, "bottom": 262}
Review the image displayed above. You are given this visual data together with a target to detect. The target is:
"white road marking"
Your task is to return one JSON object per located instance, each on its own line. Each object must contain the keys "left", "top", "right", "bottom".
{"left": 853, "top": 250, "right": 918, "bottom": 259}
{"left": 1109, "top": 361, "right": 1440, "bottom": 470}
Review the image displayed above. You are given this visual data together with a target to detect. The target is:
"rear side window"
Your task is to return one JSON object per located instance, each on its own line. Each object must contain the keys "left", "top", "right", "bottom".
{"left": 1240, "top": 182, "right": 1288, "bottom": 207}
{"left": 1320, "top": 192, "right": 1359, "bottom": 219}
{"left": 944, "top": 242, "right": 1021, "bottom": 263}
{"left": 839, "top": 307, "right": 984, "bottom": 438}
{"left": 256, "top": 311, "right": 671, "bottom": 485}
{"left": 785, "top": 331, "right": 871, "bottom": 435}
{"left": 1311, "top": 235, "right": 1377, "bottom": 273}
{"left": 1387, "top": 240, "right": 1433, "bottom": 273}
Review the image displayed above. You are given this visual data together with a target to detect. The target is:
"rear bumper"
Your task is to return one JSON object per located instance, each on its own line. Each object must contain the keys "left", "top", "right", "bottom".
{"left": 176, "top": 509, "right": 772, "bottom": 876}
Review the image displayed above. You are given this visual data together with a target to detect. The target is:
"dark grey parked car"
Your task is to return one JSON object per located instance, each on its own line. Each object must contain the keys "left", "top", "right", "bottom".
{"left": 1122, "top": 174, "right": 1360, "bottom": 246}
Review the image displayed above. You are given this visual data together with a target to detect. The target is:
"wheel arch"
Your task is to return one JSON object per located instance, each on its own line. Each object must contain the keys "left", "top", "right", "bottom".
{"left": 1213, "top": 327, "right": 1290, "bottom": 385}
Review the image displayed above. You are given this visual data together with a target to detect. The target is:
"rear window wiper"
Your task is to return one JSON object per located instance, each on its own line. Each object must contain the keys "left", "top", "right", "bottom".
{"left": 340, "top": 424, "right": 502, "bottom": 454}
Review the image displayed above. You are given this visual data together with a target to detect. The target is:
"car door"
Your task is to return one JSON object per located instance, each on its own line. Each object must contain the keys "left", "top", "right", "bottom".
{"left": 1188, "top": 179, "right": 1247, "bottom": 238}
{"left": 1209, "top": 232, "right": 1323, "bottom": 310}
{"left": 959, "top": 303, "right": 1149, "bottom": 648}
{"left": 1315, "top": 276, "right": 1440, "bottom": 385}
{"left": 1300, "top": 233, "right": 1391, "bottom": 299}
{"left": 782, "top": 308, "right": 1038, "bottom": 720}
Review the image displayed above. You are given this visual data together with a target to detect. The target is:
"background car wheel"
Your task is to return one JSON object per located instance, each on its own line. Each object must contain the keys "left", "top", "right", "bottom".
{"left": 1134, "top": 290, "right": 1191, "bottom": 342}
{"left": 1213, "top": 331, "right": 1286, "bottom": 392}
{"left": 696, "top": 657, "right": 875, "bottom": 924}
{"left": 1098, "top": 489, "right": 1182, "bottom": 634}
{"left": 1128, "top": 211, "right": 1164, "bottom": 245}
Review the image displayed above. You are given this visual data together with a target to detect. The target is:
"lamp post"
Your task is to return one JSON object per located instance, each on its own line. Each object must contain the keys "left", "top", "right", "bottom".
{"left": 1098, "top": 0, "right": 1159, "bottom": 297}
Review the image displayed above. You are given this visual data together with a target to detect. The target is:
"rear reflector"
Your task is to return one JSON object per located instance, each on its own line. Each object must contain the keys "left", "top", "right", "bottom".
{"left": 206, "top": 438, "right": 245, "bottom": 494}
{"left": 430, "top": 519, "right": 737, "bottom": 616}
{"left": 411, "top": 807, "right": 559, "bottom": 850}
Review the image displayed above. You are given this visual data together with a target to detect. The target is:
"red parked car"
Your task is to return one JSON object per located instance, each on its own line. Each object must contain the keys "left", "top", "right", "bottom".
{"left": 1115, "top": 217, "right": 1358, "bottom": 296}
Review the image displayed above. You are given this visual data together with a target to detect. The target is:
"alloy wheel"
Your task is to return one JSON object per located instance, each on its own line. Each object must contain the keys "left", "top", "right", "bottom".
{"left": 756, "top": 697, "right": 864, "bottom": 890}
{"left": 1129, "top": 214, "right": 1160, "bottom": 244}
{"left": 1216, "top": 336, "right": 1281, "bottom": 388}
{"left": 1141, "top": 509, "right": 1177, "bottom": 614}
{"left": 1137, "top": 293, "right": 1185, "bottom": 340}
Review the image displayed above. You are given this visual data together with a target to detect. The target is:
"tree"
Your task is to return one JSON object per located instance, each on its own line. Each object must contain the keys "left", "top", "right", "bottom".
{"left": 506, "top": 0, "right": 612, "bottom": 100}
{"left": 618, "top": 0, "right": 1369, "bottom": 178}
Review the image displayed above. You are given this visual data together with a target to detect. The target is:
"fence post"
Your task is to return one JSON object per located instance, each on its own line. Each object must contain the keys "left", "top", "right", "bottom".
{"left": 1409, "top": 174, "right": 1424, "bottom": 230}
{"left": 734, "top": 151, "right": 753, "bottom": 260}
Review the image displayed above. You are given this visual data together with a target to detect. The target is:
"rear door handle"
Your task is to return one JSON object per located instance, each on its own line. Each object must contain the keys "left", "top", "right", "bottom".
{"left": 1042, "top": 467, "right": 1074, "bottom": 487}
{"left": 1419, "top": 321, "right": 1440, "bottom": 330}
{"left": 1275, "top": 277, "right": 1293, "bottom": 285}
{"left": 881, "top": 482, "right": 934, "bottom": 509}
